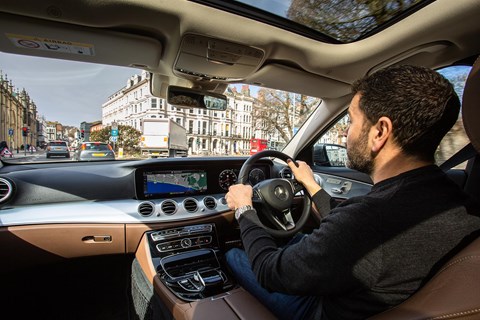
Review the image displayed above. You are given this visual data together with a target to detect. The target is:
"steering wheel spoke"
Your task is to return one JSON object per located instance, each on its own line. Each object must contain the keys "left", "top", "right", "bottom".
{"left": 290, "top": 179, "right": 305, "bottom": 194}
{"left": 271, "top": 209, "right": 296, "bottom": 231}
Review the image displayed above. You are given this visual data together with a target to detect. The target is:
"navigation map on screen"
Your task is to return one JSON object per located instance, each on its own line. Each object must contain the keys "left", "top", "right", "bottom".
{"left": 144, "top": 170, "right": 207, "bottom": 195}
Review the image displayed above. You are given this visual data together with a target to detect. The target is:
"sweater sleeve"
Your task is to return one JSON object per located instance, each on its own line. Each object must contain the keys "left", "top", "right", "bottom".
{"left": 311, "top": 188, "right": 333, "bottom": 219}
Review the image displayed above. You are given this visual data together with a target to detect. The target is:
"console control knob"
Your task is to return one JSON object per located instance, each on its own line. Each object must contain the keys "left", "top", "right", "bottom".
{"left": 181, "top": 238, "right": 192, "bottom": 248}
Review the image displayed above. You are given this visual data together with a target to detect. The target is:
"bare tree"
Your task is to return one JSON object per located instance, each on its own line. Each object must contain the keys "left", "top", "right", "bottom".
{"left": 287, "top": 0, "right": 421, "bottom": 41}
{"left": 252, "top": 88, "right": 321, "bottom": 144}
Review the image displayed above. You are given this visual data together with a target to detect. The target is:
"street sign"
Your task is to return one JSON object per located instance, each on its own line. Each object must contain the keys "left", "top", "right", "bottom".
{"left": 109, "top": 136, "right": 118, "bottom": 142}
{"left": 111, "top": 122, "right": 118, "bottom": 130}
{"left": 111, "top": 129, "right": 119, "bottom": 136}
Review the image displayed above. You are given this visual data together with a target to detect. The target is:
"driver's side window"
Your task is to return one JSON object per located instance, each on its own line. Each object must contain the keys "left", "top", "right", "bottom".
{"left": 313, "top": 114, "right": 349, "bottom": 167}
{"left": 313, "top": 65, "right": 472, "bottom": 169}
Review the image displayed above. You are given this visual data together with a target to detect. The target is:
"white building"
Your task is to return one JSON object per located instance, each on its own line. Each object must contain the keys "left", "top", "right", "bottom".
{"left": 102, "top": 72, "right": 258, "bottom": 155}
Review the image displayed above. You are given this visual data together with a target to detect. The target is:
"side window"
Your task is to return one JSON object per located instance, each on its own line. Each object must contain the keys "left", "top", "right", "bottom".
{"left": 313, "top": 65, "right": 472, "bottom": 169}
{"left": 436, "top": 65, "right": 471, "bottom": 169}
{"left": 313, "top": 114, "right": 349, "bottom": 167}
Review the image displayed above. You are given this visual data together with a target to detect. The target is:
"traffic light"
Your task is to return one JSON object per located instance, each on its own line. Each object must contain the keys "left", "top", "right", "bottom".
{"left": 81, "top": 129, "right": 85, "bottom": 138}
{"left": 22, "top": 127, "right": 28, "bottom": 137}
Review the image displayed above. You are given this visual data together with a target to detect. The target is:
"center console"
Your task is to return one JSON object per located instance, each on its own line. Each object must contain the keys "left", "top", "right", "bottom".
{"left": 147, "top": 223, "right": 236, "bottom": 301}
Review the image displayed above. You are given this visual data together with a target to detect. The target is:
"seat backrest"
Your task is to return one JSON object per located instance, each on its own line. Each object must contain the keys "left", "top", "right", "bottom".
{"left": 370, "top": 59, "right": 480, "bottom": 320}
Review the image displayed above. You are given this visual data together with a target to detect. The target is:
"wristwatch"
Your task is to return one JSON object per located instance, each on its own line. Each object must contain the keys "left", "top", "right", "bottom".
{"left": 235, "top": 205, "right": 254, "bottom": 220}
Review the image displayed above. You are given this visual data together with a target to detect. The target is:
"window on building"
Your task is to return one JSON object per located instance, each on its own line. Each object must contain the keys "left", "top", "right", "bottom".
{"left": 189, "top": 120, "right": 194, "bottom": 134}
{"left": 151, "top": 98, "right": 157, "bottom": 108}
{"left": 202, "top": 139, "right": 206, "bottom": 149}
{"left": 202, "top": 121, "right": 207, "bottom": 135}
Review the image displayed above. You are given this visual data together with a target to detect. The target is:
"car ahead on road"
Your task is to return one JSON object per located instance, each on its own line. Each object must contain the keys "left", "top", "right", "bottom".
{"left": 46, "top": 141, "right": 70, "bottom": 158}
{"left": 73, "top": 142, "right": 115, "bottom": 161}
{"left": 0, "top": 1, "right": 479, "bottom": 320}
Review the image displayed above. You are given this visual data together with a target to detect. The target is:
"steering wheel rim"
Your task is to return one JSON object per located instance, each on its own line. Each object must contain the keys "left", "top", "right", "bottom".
{"left": 238, "top": 150, "right": 311, "bottom": 238}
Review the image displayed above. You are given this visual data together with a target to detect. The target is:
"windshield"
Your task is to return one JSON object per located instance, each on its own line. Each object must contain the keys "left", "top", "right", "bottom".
{"left": 0, "top": 52, "right": 319, "bottom": 163}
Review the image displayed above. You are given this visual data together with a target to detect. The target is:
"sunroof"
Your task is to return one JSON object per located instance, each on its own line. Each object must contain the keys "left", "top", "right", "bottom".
{"left": 226, "top": 0, "right": 432, "bottom": 43}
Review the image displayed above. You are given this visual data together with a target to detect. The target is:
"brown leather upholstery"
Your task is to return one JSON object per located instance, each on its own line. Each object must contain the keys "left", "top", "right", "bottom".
{"left": 370, "top": 59, "right": 480, "bottom": 319}
{"left": 369, "top": 237, "right": 480, "bottom": 319}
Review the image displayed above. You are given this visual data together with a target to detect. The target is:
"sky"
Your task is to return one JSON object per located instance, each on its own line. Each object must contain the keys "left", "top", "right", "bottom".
{"left": 236, "top": 0, "right": 292, "bottom": 17}
{"left": 0, "top": 52, "right": 138, "bottom": 126}
{"left": 0, "top": 52, "right": 261, "bottom": 128}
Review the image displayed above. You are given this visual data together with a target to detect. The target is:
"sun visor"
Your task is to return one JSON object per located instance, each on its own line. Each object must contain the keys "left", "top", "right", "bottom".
{"left": 249, "top": 63, "right": 351, "bottom": 99}
{"left": 0, "top": 12, "right": 161, "bottom": 70}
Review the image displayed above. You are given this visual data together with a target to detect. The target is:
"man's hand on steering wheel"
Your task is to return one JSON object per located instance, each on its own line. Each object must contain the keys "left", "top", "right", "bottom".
{"left": 225, "top": 184, "right": 253, "bottom": 210}
{"left": 286, "top": 159, "right": 321, "bottom": 197}
{"left": 226, "top": 150, "right": 313, "bottom": 238}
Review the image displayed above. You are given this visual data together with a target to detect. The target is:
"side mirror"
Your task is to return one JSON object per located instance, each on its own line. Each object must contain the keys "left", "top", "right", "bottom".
{"left": 167, "top": 86, "right": 228, "bottom": 110}
{"left": 313, "top": 143, "right": 348, "bottom": 167}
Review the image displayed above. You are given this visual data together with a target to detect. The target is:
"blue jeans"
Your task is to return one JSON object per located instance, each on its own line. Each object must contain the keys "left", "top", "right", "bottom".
{"left": 225, "top": 247, "right": 321, "bottom": 320}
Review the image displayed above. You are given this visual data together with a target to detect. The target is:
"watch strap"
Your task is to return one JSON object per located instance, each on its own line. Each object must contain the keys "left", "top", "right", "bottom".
{"left": 235, "top": 205, "right": 254, "bottom": 220}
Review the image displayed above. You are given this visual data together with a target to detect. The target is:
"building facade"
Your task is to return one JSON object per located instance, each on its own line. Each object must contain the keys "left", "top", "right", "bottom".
{"left": 0, "top": 73, "right": 39, "bottom": 150}
{"left": 102, "top": 72, "right": 265, "bottom": 155}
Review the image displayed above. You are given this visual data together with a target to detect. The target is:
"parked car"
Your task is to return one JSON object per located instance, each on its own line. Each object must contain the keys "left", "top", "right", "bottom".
{"left": 0, "top": 0, "right": 479, "bottom": 320}
{"left": 74, "top": 142, "right": 115, "bottom": 161}
{"left": 46, "top": 141, "right": 70, "bottom": 158}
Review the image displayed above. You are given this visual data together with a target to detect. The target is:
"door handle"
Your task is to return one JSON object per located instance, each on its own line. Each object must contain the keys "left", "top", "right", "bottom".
{"left": 82, "top": 235, "right": 112, "bottom": 243}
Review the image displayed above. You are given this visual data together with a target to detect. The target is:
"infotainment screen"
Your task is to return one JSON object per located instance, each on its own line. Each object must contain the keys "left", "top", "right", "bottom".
{"left": 143, "top": 170, "right": 207, "bottom": 197}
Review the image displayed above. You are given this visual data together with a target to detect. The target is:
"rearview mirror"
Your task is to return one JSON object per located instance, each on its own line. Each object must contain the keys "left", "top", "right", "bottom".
{"left": 167, "top": 86, "right": 228, "bottom": 110}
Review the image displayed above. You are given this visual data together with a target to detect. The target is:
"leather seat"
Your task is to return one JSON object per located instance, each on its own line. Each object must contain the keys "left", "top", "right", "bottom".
{"left": 370, "top": 59, "right": 480, "bottom": 319}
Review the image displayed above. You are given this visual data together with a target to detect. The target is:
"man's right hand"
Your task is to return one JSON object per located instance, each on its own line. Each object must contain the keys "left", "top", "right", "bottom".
{"left": 287, "top": 159, "right": 321, "bottom": 196}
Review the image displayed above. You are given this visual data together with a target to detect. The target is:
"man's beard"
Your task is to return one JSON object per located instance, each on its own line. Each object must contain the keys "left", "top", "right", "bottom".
{"left": 346, "top": 129, "right": 374, "bottom": 175}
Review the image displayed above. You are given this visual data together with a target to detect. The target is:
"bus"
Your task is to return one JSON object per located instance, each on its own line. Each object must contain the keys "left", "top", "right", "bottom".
{"left": 250, "top": 138, "right": 268, "bottom": 155}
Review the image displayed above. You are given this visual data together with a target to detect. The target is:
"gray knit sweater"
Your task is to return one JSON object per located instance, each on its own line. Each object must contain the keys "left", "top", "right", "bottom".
{"left": 238, "top": 165, "right": 480, "bottom": 319}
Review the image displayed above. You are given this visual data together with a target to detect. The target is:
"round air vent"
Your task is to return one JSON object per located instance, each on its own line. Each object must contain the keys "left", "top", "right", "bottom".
{"left": 183, "top": 198, "right": 198, "bottom": 213}
{"left": 280, "top": 167, "right": 293, "bottom": 179}
{"left": 161, "top": 200, "right": 177, "bottom": 215}
{"left": 203, "top": 196, "right": 217, "bottom": 210}
{"left": 138, "top": 201, "right": 155, "bottom": 217}
{"left": 0, "top": 177, "right": 15, "bottom": 204}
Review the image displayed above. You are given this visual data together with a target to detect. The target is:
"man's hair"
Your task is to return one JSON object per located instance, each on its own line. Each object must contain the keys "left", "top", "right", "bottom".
{"left": 351, "top": 65, "right": 460, "bottom": 162}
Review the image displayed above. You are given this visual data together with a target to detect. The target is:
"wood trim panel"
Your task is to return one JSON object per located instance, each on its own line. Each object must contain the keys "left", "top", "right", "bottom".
{"left": 0, "top": 224, "right": 125, "bottom": 273}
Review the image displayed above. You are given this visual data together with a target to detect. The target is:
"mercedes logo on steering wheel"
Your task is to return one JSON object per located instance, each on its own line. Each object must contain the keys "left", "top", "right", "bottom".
{"left": 274, "top": 186, "right": 288, "bottom": 201}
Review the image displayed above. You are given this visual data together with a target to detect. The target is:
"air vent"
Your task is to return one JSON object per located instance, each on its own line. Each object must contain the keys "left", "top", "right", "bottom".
{"left": 138, "top": 201, "right": 155, "bottom": 217}
{"left": 280, "top": 168, "right": 293, "bottom": 179}
{"left": 161, "top": 200, "right": 177, "bottom": 215}
{"left": 203, "top": 196, "right": 217, "bottom": 210}
{"left": 183, "top": 198, "right": 198, "bottom": 213}
{"left": 0, "top": 177, "right": 14, "bottom": 204}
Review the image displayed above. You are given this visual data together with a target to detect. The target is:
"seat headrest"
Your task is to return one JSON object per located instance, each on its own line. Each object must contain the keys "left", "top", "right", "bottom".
{"left": 462, "top": 57, "right": 480, "bottom": 152}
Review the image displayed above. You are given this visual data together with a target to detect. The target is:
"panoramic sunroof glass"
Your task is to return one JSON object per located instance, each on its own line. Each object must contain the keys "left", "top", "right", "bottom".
{"left": 232, "top": 0, "right": 429, "bottom": 42}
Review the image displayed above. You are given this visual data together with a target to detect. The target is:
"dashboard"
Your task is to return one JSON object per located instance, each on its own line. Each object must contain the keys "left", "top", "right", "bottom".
{"left": 0, "top": 157, "right": 286, "bottom": 227}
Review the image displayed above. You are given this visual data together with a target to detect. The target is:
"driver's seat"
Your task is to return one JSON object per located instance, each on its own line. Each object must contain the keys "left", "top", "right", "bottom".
{"left": 370, "top": 59, "right": 480, "bottom": 319}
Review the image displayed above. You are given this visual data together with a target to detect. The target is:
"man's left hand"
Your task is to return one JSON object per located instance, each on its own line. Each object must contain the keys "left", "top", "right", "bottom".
{"left": 226, "top": 184, "right": 253, "bottom": 210}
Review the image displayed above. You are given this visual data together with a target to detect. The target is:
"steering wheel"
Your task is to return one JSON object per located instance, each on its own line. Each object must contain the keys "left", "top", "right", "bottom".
{"left": 238, "top": 150, "right": 311, "bottom": 238}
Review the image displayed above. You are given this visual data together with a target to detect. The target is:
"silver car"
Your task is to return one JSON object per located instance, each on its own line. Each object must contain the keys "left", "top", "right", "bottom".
{"left": 46, "top": 141, "right": 70, "bottom": 158}
{"left": 74, "top": 142, "right": 115, "bottom": 161}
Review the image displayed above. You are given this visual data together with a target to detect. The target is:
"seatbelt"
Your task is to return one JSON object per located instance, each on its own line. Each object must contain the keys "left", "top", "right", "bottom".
{"left": 439, "top": 143, "right": 477, "bottom": 171}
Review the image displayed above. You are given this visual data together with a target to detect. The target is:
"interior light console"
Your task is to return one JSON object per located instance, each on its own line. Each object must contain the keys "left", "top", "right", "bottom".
{"left": 147, "top": 223, "right": 236, "bottom": 301}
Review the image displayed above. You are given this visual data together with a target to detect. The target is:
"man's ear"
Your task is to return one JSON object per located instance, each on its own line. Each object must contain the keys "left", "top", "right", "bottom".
{"left": 371, "top": 116, "right": 393, "bottom": 152}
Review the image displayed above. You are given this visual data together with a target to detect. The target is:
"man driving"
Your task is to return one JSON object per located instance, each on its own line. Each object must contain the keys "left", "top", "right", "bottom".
{"left": 225, "top": 65, "right": 480, "bottom": 319}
